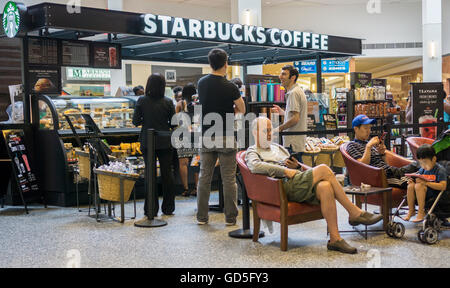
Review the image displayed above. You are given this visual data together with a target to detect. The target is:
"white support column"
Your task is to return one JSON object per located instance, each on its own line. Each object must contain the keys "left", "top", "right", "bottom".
{"left": 110, "top": 61, "right": 126, "bottom": 96}
{"left": 231, "top": 0, "right": 263, "bottom": 77}
{"left": 422, "top": 0, "right": 442, "bottom": 82}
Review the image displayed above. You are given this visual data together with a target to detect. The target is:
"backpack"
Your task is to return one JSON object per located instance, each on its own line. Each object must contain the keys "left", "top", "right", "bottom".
{"left": 433, "top": 129, "right": 450, "bottom": 161}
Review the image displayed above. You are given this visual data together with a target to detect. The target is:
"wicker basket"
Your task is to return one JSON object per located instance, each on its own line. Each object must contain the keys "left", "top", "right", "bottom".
{"left": 95, "top": 170, "right": 139, "bottom": 202}
{"left": 75, "top": 150, "right": 91, "bottom": 180}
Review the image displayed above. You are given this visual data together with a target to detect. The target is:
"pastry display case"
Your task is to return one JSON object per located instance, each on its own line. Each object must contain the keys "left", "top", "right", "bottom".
{"left": 33, "top": 95, "right": 143, "bottom": 207}
{"left": 37, "top": 95, "right": 140, "bottom": 134}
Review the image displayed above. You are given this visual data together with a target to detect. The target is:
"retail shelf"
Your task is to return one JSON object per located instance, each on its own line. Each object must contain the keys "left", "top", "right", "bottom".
{"left": 58, "top": 127, "right": 141, "bottom": 137}
{"left": 354, "top": 100, "right": 391, "bottom": 104}
{"left": 248, "top": 102, "right": 285, "bottom": 106}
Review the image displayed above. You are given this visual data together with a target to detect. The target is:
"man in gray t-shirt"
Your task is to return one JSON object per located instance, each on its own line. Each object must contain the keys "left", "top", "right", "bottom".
{"left": 273, "top": 65, "right": 307, "bottom": 154}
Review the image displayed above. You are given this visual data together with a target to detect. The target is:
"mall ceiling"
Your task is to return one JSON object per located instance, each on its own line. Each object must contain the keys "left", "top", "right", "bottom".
{"left": 355, "top": 56, "right": 422, "bottom": 78}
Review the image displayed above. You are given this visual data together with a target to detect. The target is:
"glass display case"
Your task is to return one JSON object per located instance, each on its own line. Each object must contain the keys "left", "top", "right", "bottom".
{"left": 38, "top": 95, "right": 139, "bottom": 133}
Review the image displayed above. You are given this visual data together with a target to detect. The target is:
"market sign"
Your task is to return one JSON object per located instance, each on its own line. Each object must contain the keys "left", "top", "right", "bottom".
{"left": 141, "top": 14, "right": 330, "bottom": 51}
{"left": 2, "top": 1, "right": 20, "bottom": 38}
{"left": 66, "top": 67, "right": 111, "bottom": 81}
{"left": 294, "top": 59, "right": 349, "bottom": 74}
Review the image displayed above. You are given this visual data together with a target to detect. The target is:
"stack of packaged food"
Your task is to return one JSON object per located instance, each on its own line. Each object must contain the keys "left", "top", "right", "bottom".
{"left": 109, "top": 142, "right": 142, "bottom": 157}
{"left": 305, "top": 136, "right": 350, "bottom": 153}
{"left": 354, "top": 87, "right": 386, "bottom": 101}
{"left": 355, "top": 102, "right": 390, "bottom": 118}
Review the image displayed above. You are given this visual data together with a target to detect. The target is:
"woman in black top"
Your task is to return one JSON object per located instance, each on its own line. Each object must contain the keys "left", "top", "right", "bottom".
{"left": 133, "top": 73, "right": 176, "bottom": 222}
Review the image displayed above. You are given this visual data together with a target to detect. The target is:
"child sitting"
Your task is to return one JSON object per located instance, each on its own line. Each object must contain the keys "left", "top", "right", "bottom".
{"left": 406, "top": 144, "right": 448, "bottom": 222}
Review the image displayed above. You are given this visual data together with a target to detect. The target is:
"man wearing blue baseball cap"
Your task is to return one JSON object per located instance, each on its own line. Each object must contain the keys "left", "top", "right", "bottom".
{"left": 346, "top": 115, "right": 415, "bottom": 189}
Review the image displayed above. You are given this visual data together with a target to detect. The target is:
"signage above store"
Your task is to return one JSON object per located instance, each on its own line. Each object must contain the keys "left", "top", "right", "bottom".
{"left": 294, "top": 59, "right": 349, "bottom": 74}
{"left": 141, "top": 14, "right": 329, "bottom": 51}
{"left": 67, "top": 67, "right": 111, "bottom": 81}
{"left": 2, "top": 1, "right": 22, "bottom": 38}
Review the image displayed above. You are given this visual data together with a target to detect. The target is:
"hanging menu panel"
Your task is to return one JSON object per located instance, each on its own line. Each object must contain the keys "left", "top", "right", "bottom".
{"left": 28, "top": 66, "right": 61, "bottom": 94}
{"left": 62, "top": 41, "right": 90, "bottom": 67}
{"left": 92, "top": 43, "right": 121, "bottom": 69}
{"left": 28, "top": 38, "right": 59, "bottom": 65}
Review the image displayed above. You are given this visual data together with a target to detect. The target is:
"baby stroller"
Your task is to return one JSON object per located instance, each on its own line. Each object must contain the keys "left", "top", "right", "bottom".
{"left": 386, "top": 189, "right": 450, "bottom": 244}
{"left": 386, "top": 130, "right": 450, "bottom": 244}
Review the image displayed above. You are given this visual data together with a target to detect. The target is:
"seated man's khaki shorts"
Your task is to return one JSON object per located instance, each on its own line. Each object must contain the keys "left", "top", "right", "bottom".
{"left": 282, "top": 170, "right": 320, "bottom": 205}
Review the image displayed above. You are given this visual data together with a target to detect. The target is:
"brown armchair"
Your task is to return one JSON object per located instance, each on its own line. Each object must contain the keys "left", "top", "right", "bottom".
{"left": 406, "top": 137, "right": 434, "bottom": 160}
{"left": 236, "top": 151, "right": 323, "bottom": 251}
{"left": 340, "top": 142, "right": 413, "bottom": 227}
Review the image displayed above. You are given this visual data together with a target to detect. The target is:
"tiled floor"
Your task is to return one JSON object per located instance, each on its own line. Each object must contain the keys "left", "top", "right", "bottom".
{"left": 0, "top": 192, "right": 449, "bottom": 268}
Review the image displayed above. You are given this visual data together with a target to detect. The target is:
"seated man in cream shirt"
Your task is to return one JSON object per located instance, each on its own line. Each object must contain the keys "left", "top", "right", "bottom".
{"left": 245, "top": 117, "right": 382, "bottom": 254}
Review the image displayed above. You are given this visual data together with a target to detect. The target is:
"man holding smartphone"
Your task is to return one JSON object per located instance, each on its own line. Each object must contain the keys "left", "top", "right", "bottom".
{"left": 346, "top": 115, "right": 418, "bottom": 189}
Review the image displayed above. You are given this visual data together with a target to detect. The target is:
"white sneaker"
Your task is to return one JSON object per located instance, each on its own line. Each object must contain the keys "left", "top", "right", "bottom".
{"left": 197, "top": 220, "right": 208, "bottom": 225}
{"left": 226, "top": 220, "right": 237, "bottom": 226}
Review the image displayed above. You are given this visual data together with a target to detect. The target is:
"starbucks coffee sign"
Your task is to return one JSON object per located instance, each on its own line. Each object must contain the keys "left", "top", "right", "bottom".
{"left": 2, "top": 1, "right": 26, "bottom": 38}
{"left": 141, "top": 14, "right": 330, "bottom": 51}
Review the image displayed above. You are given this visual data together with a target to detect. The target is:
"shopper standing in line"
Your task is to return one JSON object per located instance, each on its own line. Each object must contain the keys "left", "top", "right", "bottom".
{"left": 133, "top": 85, "right": 145, "bottom": 96}
{"left": 406, "top": 91, "right": 413, "bottom": 124}
{"left": 133, "top": 73, "right": 176, "bottom": 226}
{"left": 173, "top": 86, "right": 183, "bottom": 103}
{"left": 272, "top": 65, "right": 307, "bottom": 161}
{"left": 175, "top": 83, "right": 199, "bottom": 197}
{"left": 196, "top": 48, "right": 246, "bottom": 225}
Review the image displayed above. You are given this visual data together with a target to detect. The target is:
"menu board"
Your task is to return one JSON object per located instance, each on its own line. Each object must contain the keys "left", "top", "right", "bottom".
{"left": 372, "top": 78, "right": 387, "bottom": 87}
{"left": 351, "top": 72, "right": 372, "bottom": 88}
{"left": 62, "top": 41, "right": 90, "bottom": 67}
{"left": 29, "top": 66, "right": 61, "bottom": 94}
{"left": 411, "top": 82, "right": 444, "bottom": 139}
{"left": 2, "top": 130, "right": 39, "bottom": 195}
{"left": 92, "top": 43, "right": 121, "bottom": 69}
{"left": 28, "top": 38, "right": 58, "bottom": 65}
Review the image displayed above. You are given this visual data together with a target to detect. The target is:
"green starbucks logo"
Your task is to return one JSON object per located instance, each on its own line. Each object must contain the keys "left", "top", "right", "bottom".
{"left": 3, "top": 2, "right": 20, "bottom": 38}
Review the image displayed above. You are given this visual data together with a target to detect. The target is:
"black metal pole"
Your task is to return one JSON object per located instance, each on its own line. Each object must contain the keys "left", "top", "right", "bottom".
{"left": 242, "top": 64, "right": 248, "bottom": 86}
{"left": 135, "top": 129, "right": 167, "bottom": 228}
{"left": 22, "top": 36, "right": 31, "bottom": 126}
{"left": 147, "top": 129, "right": 156, "bottom": 219}
{"left": 316, "top": 55, "right": 322, "bottom": 94}
{"left": 208, "top": 170, "right": 224, "bottom": 212}
{"left": 384, "top": 123, "right": 391, "bottom": 150}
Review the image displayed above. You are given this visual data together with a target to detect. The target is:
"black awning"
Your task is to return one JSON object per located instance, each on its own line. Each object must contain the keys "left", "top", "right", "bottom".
{"left": 3, "top": 2, "right": 362, "bottom": 65}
